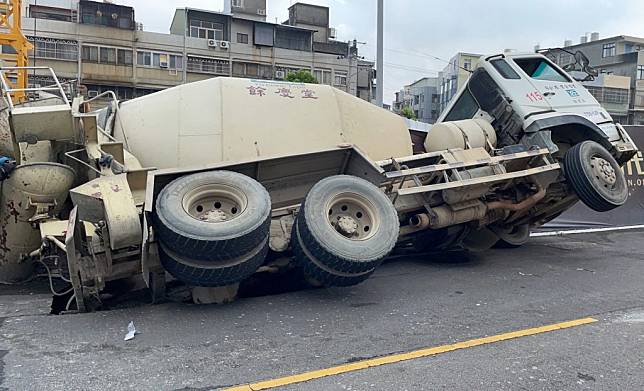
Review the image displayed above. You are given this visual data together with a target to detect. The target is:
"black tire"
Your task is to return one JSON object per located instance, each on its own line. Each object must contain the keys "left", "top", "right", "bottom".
{"left": 563, "top": 141, "right": 627, "bottom": 212}
{"left": 291, "top": 221, "right": 376, "bottom": 287}
{"left": 492, "top": 224, "right": 530, "bottom": 249}
{"left": 153, "top": 171, "right": 271, "bottom": 262}
{"left": 159, "top": 237, "right": 268, "bottom": 287}
{"left": 291, "top": 175, "right": 399, "bottom": 286}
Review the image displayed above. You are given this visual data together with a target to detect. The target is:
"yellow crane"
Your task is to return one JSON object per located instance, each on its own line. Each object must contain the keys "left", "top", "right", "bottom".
{"left": 0, "top": 0, "right": 33, "bottom": 102}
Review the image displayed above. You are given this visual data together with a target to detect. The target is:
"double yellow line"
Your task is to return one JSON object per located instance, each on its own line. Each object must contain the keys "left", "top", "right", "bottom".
{"left": 225, "top": 317, "right": 597, "bottom": 391}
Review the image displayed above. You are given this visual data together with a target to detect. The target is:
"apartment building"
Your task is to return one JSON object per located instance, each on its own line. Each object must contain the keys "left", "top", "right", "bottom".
{"left": 437, "top": 52, "right": 481, "bottom": 114}
{"left": 582, "top": 74, "right": 632, "bottom": 125}
{"left": 14, "top": 0, "right": 372, "bottom": 102}
{"left": 553, "top": 34, "right": 644, "bottom": 125}
{"left": 392, "top": 77, "right": 440, "bottom": 124}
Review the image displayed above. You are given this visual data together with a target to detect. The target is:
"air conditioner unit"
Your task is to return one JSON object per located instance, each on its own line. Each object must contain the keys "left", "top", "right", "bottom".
{"left": 275, "top": 70, "right": 285, "bottom": 79}
{"left": 207, "top": 39, "right": 218, "bottom": 48}
{"left": 220, "top": 41, "right": 230, "bottom": 49}
{"left": 160, "top": 61, "right": 169, "bottom": 68}
{"left": 257, "top": 9, "right": 266, "bottom": 16}
{"left": 329, "top": 28, "right": 337, "bottom": 39}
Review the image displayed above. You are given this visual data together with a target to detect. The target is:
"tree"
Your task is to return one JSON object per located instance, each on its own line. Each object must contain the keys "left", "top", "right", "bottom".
{"left": 285, "top": 70, "right": 319, "bottom": 84}
{"left": 400, "top": 106, "right": 416, "bottom": 120}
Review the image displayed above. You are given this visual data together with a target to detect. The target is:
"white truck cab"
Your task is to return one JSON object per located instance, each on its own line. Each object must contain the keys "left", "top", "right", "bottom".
{"left": 437, "top": 52, "right": 635, "bottom": 163}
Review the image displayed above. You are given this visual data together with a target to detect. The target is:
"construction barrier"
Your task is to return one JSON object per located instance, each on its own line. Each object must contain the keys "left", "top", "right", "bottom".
{"left": 545, "top": 125, "right": 644, "bottom": 230}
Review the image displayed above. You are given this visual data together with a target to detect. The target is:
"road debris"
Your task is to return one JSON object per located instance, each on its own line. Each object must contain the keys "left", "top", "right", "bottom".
{"left": 124, "top": 321, "right": 137, "bottom": 341}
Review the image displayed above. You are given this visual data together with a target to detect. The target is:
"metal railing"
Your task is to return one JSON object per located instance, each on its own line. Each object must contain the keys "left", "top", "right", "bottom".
{"left": 0, "top": 66, "right": 70, "bottom": 110}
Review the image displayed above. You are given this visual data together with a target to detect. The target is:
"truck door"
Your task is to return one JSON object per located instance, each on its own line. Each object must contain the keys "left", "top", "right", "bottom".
{"left": 485, "top": 57, "right": 552, "bottom": 116}
{"left": 511, "top": 56, "right": 605, "bottom": 122}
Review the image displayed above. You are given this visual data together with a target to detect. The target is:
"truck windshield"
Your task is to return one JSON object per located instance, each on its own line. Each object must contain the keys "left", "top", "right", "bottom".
{"left": 513, "top": 57, "right": 570, "bottom": 82}
{"left": 444, "top": 88, "right": 479, "bottom": 121}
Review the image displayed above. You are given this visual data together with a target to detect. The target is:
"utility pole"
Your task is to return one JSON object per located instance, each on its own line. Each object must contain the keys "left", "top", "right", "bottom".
{"left": 376, "top": 0, "right": 384, "bottom": 108}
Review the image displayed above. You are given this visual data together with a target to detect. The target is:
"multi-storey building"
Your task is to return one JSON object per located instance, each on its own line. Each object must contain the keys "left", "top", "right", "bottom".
{"left": 392, "top": 77, "right": 440, "bottom": 124}
{"left": 582, "top": 74, "right": 631, "bottom": 124}
{"left": 553, "top": 34, "right": 644, "bottom": 125}
{"left": 12, "top": 0, "right": 372, "bottom": 103}
{"left": 437, "top": 52, "right": 481, "bottom": 114}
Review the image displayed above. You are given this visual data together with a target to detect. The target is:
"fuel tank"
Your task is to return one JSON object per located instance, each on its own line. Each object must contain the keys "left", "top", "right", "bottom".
{"left": 424, "top": 118, "right": 497, "bottom": 152}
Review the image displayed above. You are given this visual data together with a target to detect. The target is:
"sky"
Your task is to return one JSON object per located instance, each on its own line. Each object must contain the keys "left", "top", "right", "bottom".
{"left": 105, "top": 0, "right": 644, "bottom": 104}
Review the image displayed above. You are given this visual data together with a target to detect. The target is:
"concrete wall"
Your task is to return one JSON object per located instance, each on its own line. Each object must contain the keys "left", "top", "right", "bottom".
{"left": 232, "top": 0, "right": 266, "bottom": 22}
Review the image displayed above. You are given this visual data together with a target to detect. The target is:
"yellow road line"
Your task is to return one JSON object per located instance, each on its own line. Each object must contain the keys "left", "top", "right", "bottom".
{"left": 224, "top": 317, "right": 597, "bottom": 391}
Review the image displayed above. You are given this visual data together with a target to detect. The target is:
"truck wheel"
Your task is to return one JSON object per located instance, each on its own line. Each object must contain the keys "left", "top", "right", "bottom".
{"left": 291, "top": 221, "right": 376, "bottom": 287}
{"left": 563, "top": 141, "right": 627, "bottom": 212}
{"left": 492, "top": 224, "right": 530, "bottom": 248}
{"left": 159, "top": 238, "right": 268, "bottom": 287}
{"left": 153, "top": 171, "right": 271, "bottom": 262}
{"left": 291, "top": 175, "right": 399, "bottom": 286}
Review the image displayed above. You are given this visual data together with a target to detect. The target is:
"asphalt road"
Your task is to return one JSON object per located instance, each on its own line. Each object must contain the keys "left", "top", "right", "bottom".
{"left": 0, "top": 230, "right": 643, "bottom": 390}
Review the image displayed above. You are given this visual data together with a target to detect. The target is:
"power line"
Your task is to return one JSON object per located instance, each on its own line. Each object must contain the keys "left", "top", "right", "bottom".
{"left": 385, "top": 47, "right": 474, "bottom": 74}
{"left": 385, "top": 62, "right": 442, "bottom": 75}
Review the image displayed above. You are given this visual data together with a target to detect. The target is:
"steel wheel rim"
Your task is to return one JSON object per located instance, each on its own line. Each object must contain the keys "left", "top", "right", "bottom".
{"left": 590, "top": 155, "right": 618, "bottom": 189}
{"left": 182, "top": 184, "right": 248, "bottom": 223}
{"left": 325, "top": 192, "right": 379, "bottom": 241}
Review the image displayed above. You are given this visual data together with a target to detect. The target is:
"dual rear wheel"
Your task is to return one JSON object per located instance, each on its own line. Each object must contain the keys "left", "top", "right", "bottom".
{"left": 153, "top": 171, "right": 271, "bottom": 287}
{"left": 152, "top": 172, "right": 400, "bottom": 288}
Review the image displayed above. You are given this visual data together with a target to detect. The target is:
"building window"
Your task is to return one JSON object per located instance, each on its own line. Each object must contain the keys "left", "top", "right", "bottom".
{"left": 137, "top": 51, "right": 151, "bottom": 66}
{"left": 602, "top": 43, "right": 616, "bottom": 58}
{"left": 313, "top": 69, "right": 332, "bottom": 85}
{"left": 233, "top": 62, "right": 272, "bottom": 78}
{"left": 232, "top": 0, "right": 243, "bottom": 7}
{"left": 187, "top": 56, "right": 229, "bottom": 75}
{"left": 117, "top": 49, "right": 133, "bottom": 65}
{"left": 638, "top": 65, "right": 644, "bottom": 80}
{"left": 463, "top": 59, "right": 472, "bottom": 71}
{"left": 237, "top": 33, "right": 249, "bottom": 44}
{"left": 603, "top": 88, "right": 629, "bottom": 104}
{"left": 81, "top": 45, "right": 133, "bottom": 66}
{"left": 29, "top": 37, "right": 78, "bottom": 60}
{"left": 170, "top": 55, "right": 183, "bottom": 70}
{"left": 137, "top": 50, "right": 183, "bottom": 70}
{"left": 189, "top": 20, "right": 224, "bottom": 40}
{"left": 99, "top": 47, "right": 116, "bottom": 64}
{"left": 82, "top": 45, "right": 99, "bottom": 62}
{"left": 334, "top": 70, "right": 347, "bottom": 86}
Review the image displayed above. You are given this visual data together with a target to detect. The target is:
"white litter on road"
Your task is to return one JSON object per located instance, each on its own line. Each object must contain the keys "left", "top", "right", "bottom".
{"left": 531, "top": 225, "right": 644, "bottom": 237}
{"left": 124, "top": 321, "right": 137, "bottom": 341}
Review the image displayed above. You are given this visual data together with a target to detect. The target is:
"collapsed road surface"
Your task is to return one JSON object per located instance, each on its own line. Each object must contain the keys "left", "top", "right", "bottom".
{"left": 0, "top": 230, "right": 643, "bottom": 390}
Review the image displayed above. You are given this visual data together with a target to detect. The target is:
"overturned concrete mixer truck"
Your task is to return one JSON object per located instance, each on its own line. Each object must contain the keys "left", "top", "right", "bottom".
{"left": 0, "top": 52, "right": 636, "bottom": 311}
